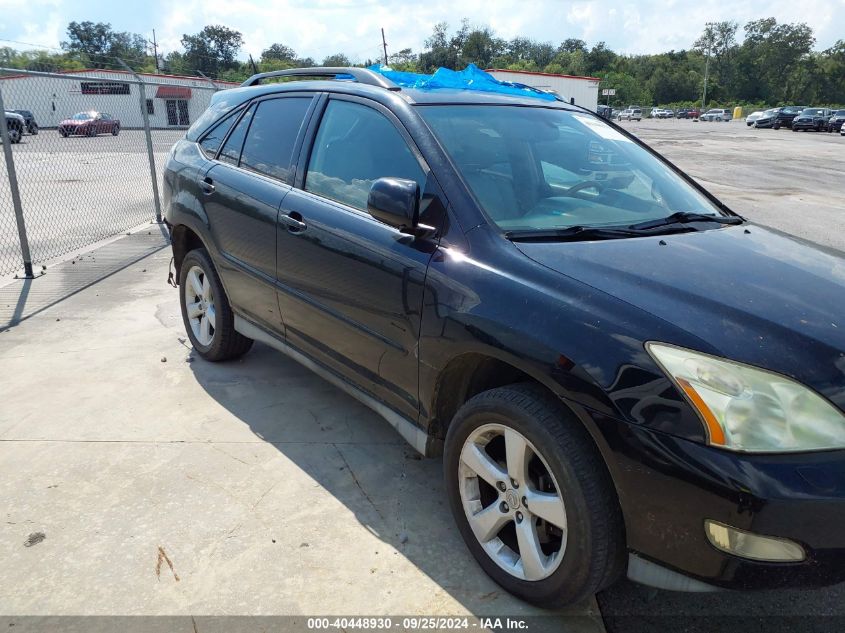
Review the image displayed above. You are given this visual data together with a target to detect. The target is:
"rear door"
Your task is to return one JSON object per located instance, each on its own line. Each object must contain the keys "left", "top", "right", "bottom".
{"left": 275, "top": 96, "right": 444, "bottom": 421}
{"left": 199, "top": 94, "right": 315, "bottom": 331}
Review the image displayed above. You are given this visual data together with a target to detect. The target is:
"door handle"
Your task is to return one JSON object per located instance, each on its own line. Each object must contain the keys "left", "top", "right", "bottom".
{"left": 280, "top": 212, "right": 307, "bottom": 233}
{"left": 200, "top": 177, "right": 215, "bottom": 194}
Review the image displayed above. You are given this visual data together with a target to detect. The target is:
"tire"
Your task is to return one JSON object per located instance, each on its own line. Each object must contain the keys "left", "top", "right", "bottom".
{"left": 60, "top": 129, "right": 69, "bottom": 138}
{"left": 443, "top": 383, "right": 625, "bottom": 608}
{"left": 178, "top": 248, "right": 253, "bottom": 361}
{"left": 7, "top": 126, "right": 21, "bottom": 144}
{"left": 29, "top": 123, "right": 38, "bottom": 135}
{"left": 773, "top": 122, "right": 781, "bottom": 130}
{"left": 112, "top": 124, "right": 120, "bottom": 136}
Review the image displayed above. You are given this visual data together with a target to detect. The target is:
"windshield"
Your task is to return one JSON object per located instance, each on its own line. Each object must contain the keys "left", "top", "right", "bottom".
{"left": 418, "top": 105, "right": 722, "bottom": 233}
{"left": 72, "top": 112, "right": 95, "bottom": 120}
{"left": 801, "top": 109, "right": 824, "bottom": 115}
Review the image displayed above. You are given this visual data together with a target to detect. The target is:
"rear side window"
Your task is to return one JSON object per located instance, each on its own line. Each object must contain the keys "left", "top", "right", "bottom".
{"left": 305, "top": 100, "right": 425, "bottom": 210}
{"left": 199, "top": 109, "right": 242, "bottom": 158}
{"left": 218, "top": 105, "right": 255, "bottom": 165}
{"left": 240, "top": 97, "right": 311, "bottom": 182}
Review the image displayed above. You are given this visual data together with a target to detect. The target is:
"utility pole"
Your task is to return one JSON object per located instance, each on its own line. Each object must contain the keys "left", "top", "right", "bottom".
{"left": 249, "top": 54, "right": 258, "bottom": 75}
{"left": 149, "top": 29, "right": 160, "bottom": 73}
{"left": 381, "top": 28, "right": 388, "bottom": 66}
{"left": 702, "top": 22, "right": 713, "bottom": 112}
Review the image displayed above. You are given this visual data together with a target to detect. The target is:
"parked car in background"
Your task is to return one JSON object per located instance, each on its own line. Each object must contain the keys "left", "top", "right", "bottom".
{"left": 656, "top": 108, "right": 675, "bottom": 119}
{"left": 677, "top": 108, "right": 701, "bottom": 119}
{"left": 772, "top": 106, "right": 806, "bottom": 129}
{"left": 596, "top": 104, "right": 613, "bottom": 120}
{"left": 3, "top": 111, "right": 25, "bottom": 144}
{"left": 745, "top": 110, "right": 766, "bottom": 126}
{"left": 618, "top": 108, "right": 642, "bottom": 121}
{"left": 792, "top": 108, "right": 833, "bottom": 132}
{"left": 700, "top": 108, "right": 732, "bottom": 122}
{"left": 827, "top": 110, "right": 845, "bottom": 133}
{"left": 58, "top": 111, "right": 121, "bottom": 137}
{"left": 13, "top": 110, "right": 38, "bottom": 135}
{"left": 610, "top": 108, "right": 623, "bottom": 119}
{"left": 753, "top": 108, "right": 779, "bottom": 128}
{"left": 164, "top": 65, "right": 845, "bottom": 609}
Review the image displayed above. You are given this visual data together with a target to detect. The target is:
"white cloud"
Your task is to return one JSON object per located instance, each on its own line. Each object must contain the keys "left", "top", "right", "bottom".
{"left": 0, "top": 0, "right": 843, "bottom": 64}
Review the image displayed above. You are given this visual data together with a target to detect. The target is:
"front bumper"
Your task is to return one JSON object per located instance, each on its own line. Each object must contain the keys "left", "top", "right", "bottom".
{"left": 792, "top": 120, "right": 822, "bottom": 130}
{"left": 590, "top": 411, "right": 845, "bottom": 591}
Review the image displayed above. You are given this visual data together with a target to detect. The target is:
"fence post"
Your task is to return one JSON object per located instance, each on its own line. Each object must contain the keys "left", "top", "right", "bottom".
{"left": 118, "top": 59, "right": 163, "bottom": 224}
{"left": 196, "top": 71, "right": 219, "bottom": 91}
{"left": 0, "top": 83, "right": 34, "bottom": 278}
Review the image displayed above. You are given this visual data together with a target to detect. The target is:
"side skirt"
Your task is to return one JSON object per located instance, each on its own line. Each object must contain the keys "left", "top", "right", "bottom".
{"left": 234, "top": 314, "right": 432, "bottom": 457}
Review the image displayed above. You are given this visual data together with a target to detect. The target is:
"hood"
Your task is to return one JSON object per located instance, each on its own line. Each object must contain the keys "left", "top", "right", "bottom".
{"left": 515, "top": 225, "right": 845, "bottom": 408}
{"left": 61, "top": 119, "right": 89, "bottom": 125}
{"left": 5, "top": 111, "right": 24, "bottom": 121}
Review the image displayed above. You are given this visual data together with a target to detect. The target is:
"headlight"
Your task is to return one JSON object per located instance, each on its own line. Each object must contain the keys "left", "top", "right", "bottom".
{"left": 646, "top": 342, "right": 845, "bottom": 452}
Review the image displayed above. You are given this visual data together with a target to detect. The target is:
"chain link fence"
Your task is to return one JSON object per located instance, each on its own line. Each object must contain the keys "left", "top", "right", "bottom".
{"left": 0, "top": 67, "right": 226, "bottom": 277}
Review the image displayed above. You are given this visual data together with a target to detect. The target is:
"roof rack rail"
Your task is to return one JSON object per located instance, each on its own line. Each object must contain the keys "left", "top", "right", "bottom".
{"left": 241, "top": 67, "right": 399, "bottom": 90}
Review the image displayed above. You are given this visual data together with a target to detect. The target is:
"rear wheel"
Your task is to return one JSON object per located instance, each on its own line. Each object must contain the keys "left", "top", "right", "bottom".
{"left": 178, "top": 248, "right": 253, "bottom": 361}
{"left": 29, "top": 123, "right": 38, "bottom": 135}
{"left": 444, "top": 383, "right": 625, "bottom": 608}
{"left": 7, "top": 126, "right": 21, "bottom": 144}
{"left": 112, "top": 123, "right": 120, "bottom": 136}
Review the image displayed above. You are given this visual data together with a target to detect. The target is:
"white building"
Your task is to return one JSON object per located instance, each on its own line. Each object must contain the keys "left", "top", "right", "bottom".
{"left": 486, "top": 69, "right": 601, "bottom": 111}
{"left": 0, "top": 69, "right": 239, "bottom": 129}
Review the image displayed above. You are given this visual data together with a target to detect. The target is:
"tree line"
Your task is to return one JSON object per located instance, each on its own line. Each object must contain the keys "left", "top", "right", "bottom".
{"left": 1, "top": 18, "right": 843, "bottom": 109}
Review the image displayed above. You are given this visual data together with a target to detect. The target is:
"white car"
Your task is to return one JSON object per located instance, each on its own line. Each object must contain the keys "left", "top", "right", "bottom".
{"left": 745, "top": 110, "right": 765, "bottom": 126}
{"left": 618, "top": 108, "right": 643, "bottom": 121}
{"left": 701, "top": 108, "right": 732, "bottom": 122}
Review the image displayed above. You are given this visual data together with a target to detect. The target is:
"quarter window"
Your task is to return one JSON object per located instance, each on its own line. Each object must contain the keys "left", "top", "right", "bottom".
{"left": 240, "top": 97, "right": 311, "bottom": 182}
{"left": 218, "top": 105, "right": 255, "bottom": 165}
{"left": 199, "top": 108, "right": 243, "bottom": 158}
{"left": 305, "top": 100, "right": 425, "bottom": 211}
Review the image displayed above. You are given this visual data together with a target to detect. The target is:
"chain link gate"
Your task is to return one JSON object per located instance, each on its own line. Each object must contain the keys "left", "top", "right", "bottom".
{"left": 0, "top": 67, "right": 222, "bottom": 278}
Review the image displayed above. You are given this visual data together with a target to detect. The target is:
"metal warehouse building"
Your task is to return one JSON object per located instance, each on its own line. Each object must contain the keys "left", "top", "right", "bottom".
{"left": 0, "top": 69, "right": 238, "bottom": 129}
{"left": 486, "top": 69, "right": 601, "bottom": 111}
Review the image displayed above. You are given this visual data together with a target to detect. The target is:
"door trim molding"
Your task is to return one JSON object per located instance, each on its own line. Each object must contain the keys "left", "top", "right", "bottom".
{"left": 234, "top": 314, "right": 431, "bottom": 456}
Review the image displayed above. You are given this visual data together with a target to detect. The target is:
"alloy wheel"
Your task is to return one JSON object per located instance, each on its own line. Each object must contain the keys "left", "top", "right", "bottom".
{"left": 458, "top": 423, "right": 567, "bottom": 581}
{"left": 184, "top": 265, "right": 216, "bottom": 347}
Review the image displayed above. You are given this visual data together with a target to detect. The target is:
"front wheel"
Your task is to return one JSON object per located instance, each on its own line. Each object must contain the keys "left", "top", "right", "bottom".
{"left": 444, "top": 383, "right": 625, "bottom": 608}
{"left": 29, "top": 123, "right": 38, "bottom": 135}
{"left": 7, "top": 127, "right": 21, "bottom": 144}
{"left": 112, "top": 124, "right": 120, "bottom": 136}
{"left": 178, "top": 248, "right": 253, "bottom": 361}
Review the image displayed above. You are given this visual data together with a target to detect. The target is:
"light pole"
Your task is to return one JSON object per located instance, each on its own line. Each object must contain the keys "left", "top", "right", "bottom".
{"left": 702, "top": 22, "right": 715, "bottom": 113}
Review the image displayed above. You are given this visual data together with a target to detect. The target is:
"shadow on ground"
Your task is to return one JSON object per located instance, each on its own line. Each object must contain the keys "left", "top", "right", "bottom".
{"left": 186, "top": 341, "right": 600, "bottom": 631}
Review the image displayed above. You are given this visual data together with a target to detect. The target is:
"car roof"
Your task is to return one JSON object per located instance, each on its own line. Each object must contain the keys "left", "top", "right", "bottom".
{"left": 220, "top": 80, "right": 579, "bottom": 109}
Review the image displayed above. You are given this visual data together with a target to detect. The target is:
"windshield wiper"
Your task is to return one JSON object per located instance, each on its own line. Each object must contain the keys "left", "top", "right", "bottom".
{"left": 505, "top": 225, "right": 683, "bottom": 242}
{"left": 628, "top": 211, "right": 744, "bottom": 231}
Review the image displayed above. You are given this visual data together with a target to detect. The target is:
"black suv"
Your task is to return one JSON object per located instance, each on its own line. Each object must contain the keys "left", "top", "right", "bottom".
{"left": 164, "top": 67, "right": 845, "bottom": 607}
{"left": 772, "top": 105, "right": 806, "bottom": 129}
{"left": 13, "top": 110, "right": 38, "bottom": 135}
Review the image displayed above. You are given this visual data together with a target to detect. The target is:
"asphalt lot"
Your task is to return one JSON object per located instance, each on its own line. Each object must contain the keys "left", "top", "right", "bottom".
{"left": 1, "top": 117, "right": 845, "bottom": 630}
{"left": 621, "top": 118, "right": 845, "bottom": 252}
{"left": 0, "top": 130, "right": 182, "bottom": 277}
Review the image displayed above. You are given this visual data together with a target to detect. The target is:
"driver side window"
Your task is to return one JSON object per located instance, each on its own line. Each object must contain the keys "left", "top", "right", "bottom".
{"left": 305, "top": 100, "right": 425, "bottom": 211}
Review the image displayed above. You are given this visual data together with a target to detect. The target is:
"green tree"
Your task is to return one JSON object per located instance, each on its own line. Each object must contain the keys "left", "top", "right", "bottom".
{"left": 61, "top": 21, "right": 149, "bottom": 69}
{"left": 181, "top": 25, "right": 243, "bottom": 76}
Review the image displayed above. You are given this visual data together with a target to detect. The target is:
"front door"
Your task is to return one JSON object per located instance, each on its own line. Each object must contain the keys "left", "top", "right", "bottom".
{"left": 276, "top": 97, "right": 439, "bottom": 421}
{"left": 166, "top": 100, "right": 178, "bottom": 126}
{"left": 165, "top": 100, "right": 190, "bottom": 126}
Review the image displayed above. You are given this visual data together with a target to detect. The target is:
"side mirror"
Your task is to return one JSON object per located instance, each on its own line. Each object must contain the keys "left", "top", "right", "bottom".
{"left": 367, "top": 177, "right": 420, "bottom": 232}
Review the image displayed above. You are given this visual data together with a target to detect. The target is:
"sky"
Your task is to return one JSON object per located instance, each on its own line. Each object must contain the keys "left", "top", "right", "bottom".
{"left": 1, "top": 0, "right": 844, "bottom": 64}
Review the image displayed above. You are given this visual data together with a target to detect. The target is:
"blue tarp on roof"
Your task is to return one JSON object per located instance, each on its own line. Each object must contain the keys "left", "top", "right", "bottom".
{"left": 367, "top": 63, "right": 557, "bottom": 101}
